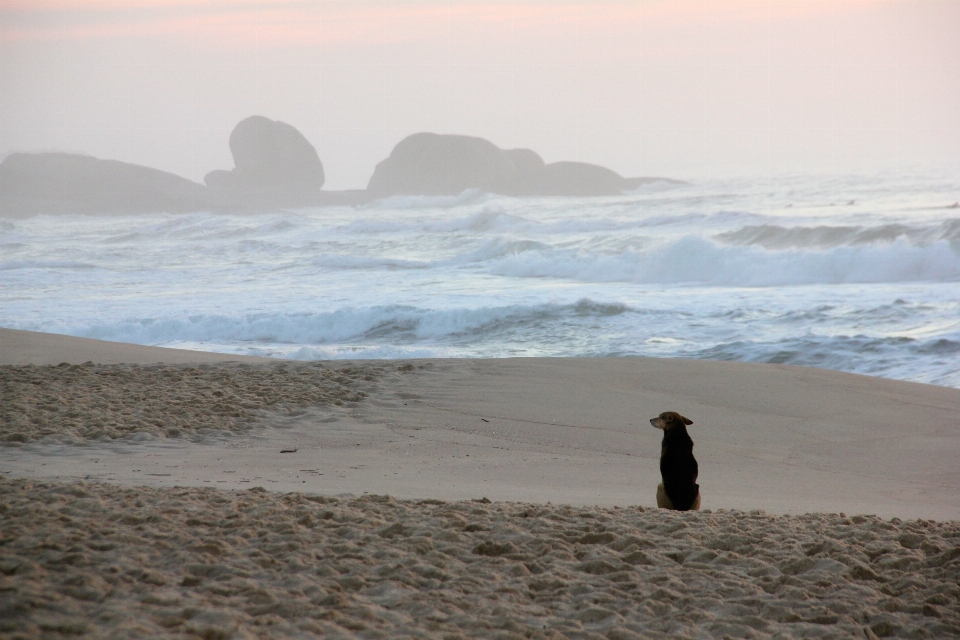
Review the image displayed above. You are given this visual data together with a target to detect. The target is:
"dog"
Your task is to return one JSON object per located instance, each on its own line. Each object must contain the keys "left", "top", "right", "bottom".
{"left": 649, "top": 411, "right": 700, "bottom": 511}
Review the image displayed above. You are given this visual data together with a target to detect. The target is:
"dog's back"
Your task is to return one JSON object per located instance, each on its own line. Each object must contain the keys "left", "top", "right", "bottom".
{"left": 650, "top": 411, "right": 700, "bottom": 511}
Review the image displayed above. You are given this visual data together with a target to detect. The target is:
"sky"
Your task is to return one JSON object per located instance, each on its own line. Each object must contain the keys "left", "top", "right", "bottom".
{"left": 1, "top": 0, "right": 958, "bottom": 189}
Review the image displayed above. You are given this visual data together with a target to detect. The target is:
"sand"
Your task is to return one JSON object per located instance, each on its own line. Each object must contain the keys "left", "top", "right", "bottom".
{"left": 3, "top": 478, "right": 958, "bottom": 640}
{"left": 2, "top": 328, "right": 959, "bottom": 638}
{"left": 0, "top": 328, "right": 274, "bottom": 367}
{"left": 4, "top": 337, "right": 959, "bottom": 520}
{"left": 1, "top": 362, "right": 379, "bottom": 443}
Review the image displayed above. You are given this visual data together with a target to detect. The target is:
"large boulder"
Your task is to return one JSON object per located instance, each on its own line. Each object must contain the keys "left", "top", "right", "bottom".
{"left": 367, "top": 132, "right": 669, "bottom": 197}
{"left": 204, "top": 116, "right": 325, "bottom": 205}
{"left": 502, "top": 148, "right": 546, "bottom": 189}
{"left": 367, "top": 133, "right": 519, "bottom": 196}
{"left": 0, "top": 152, "right": 212, "bottom": 217}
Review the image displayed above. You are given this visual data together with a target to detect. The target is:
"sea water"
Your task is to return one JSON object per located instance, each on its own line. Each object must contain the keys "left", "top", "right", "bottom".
{"left": 2, "top": 168, "right": 959, "bottom": 388}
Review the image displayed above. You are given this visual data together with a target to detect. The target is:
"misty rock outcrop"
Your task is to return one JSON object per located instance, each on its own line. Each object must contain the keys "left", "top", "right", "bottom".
{"left": 367, "top": 133, "right": 535, "bottom": 197}
{"left": 503, "top": 148, "right": 546, "bottom": 182}
{"left": 204, "top": 115, "right": 325, "bottom": 206}
{"left": 0, "top": 125, "right": 682, "bottom": 218}
{"left": 0, "top": 152, "right": 212, "bottom": 217}
{"left": 524, "top": 161, "right": 647, "bottom": 197}
{"left": 367, "top": 132, "right": 671, "bottom": 197}
{"left": 367, "top": 133, "right": 517, "bottom": 196}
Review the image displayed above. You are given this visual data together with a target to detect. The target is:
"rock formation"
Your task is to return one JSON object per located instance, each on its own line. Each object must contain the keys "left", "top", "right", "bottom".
{"left": 523, "top": 161, "right": 641, "bottom": 197}
{"left": 366, "top": 133, "right": 515, "bottom": 196}
{"left": 0, "top": 152, "right": 212, "bottom": 217}
{"left": 0, "top": 123, "right": 681, "bottom": 217}
{"left": 204, "top": 116, "right": 325, "bottom": 207}
{"left": 367, "top": 132, "right": 674, "bottom": 197}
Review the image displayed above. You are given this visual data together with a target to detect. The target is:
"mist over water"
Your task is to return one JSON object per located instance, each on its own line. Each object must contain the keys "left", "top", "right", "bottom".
{"left": 2, "top": 169, "right": 959, "bottom": 388}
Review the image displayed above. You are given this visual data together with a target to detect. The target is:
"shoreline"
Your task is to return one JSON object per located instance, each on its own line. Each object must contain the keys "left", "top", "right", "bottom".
{"left": 0, "top": 327, "right": 276, "bottom": 366}
{"left": 3, "top": 328, "right": 959, "bottom": 520}
{"left": 3, "top": 328, "right": 959, "bottom": 638}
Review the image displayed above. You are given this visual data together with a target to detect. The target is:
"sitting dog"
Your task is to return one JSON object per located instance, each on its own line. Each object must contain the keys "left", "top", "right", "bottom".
{"left": 649, "top": 411, "right": 700, "bottom": 511}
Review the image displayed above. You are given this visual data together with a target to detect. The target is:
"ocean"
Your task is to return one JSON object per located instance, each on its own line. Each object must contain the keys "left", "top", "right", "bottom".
{"left": 2, "top": 168, "right": 959, "bottom": 388}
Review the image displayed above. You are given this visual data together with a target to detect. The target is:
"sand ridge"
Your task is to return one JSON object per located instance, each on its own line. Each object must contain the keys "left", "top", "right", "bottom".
{"left": 1, "top": 478, "right": 958, "bottom": 639}
{"left": 1, "top": 362, "right": 387, "bottom": 444}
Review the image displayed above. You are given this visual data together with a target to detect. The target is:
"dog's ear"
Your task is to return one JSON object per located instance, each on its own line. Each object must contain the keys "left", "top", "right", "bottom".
{"left": 682, "top": 416, "right": 693, "bottom": 425}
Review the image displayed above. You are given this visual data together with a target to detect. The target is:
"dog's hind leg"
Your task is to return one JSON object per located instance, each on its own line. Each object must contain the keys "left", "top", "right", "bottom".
{"left": 656, "top": 483, "right": 674, "bottom": 509}
{"left": 690, "top": 491, "right": 701, "bottom": 511}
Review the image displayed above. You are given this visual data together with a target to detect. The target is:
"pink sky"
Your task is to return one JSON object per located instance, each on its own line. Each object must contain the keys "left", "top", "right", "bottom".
{"left": 2, "top": 0, "right": 958, "bottom": 187}
{"left": 0, "top": 2, "right": 852, "bottom": 44}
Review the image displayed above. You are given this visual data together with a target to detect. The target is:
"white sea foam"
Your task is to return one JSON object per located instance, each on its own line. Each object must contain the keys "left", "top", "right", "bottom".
{"left": 61, "top": 300, "right": 631, "bottom": 346}
{"left": 313, "top": 254, "right": 429, "bottom": 271}
{"left": 0, "top": 259, "right": 98, "bottom": 271}
{"left": 716, "top": 219, "right": 960, "bottom": 249}
{"left": 2, "top": 169, "right": 959, "bottom": 387}
{"left": 360, "top": 189, "right": 490, "bottom": 210}
{"left": 481, "top": 237, "right": 960, "bottom": 286}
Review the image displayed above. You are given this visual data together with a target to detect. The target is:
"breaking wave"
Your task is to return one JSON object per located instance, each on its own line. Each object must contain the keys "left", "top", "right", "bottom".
{"left": 474, "top": 237, "right": 960, "bottom": 286}
{"left": 5, "top": 168, "right": 960, "bottom": 387}
{"left": 67, "top": 300, "right": 633, "bottom": 346}
{"left": 715, "top": 219, "right": 960, "bottom": 250}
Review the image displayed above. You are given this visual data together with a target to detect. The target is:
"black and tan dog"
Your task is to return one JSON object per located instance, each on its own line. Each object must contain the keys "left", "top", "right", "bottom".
{"left": 650, "top": 411, "right": 701, "bottom": 511}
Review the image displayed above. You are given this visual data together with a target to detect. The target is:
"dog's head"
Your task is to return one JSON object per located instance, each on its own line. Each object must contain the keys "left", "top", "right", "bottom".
{"left": 650, "top": 411, "right": 693, "bottom": 431}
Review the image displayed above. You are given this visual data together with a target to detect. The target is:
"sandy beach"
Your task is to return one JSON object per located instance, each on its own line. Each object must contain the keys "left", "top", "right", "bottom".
{"left": 2, "top": 328, "right": 959, "bottom": 638}
{"left": 4, "top": 477, "right": 958, "bottom": 639}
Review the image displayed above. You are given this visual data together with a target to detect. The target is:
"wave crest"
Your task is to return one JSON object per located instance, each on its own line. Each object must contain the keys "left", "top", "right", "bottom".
{"left": 68, "top": 299, "right": 633, "bottom": 346}
{"left": 716, "top": 219, "right": 960, "bottom": 250}
{"left": 484, "top": 236, "right": 960, "bottom": 286}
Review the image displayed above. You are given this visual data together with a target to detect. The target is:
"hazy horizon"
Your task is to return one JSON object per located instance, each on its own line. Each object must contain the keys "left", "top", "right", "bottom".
{"left": 2, "top": 0, "right": 958, "bottom": 190}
